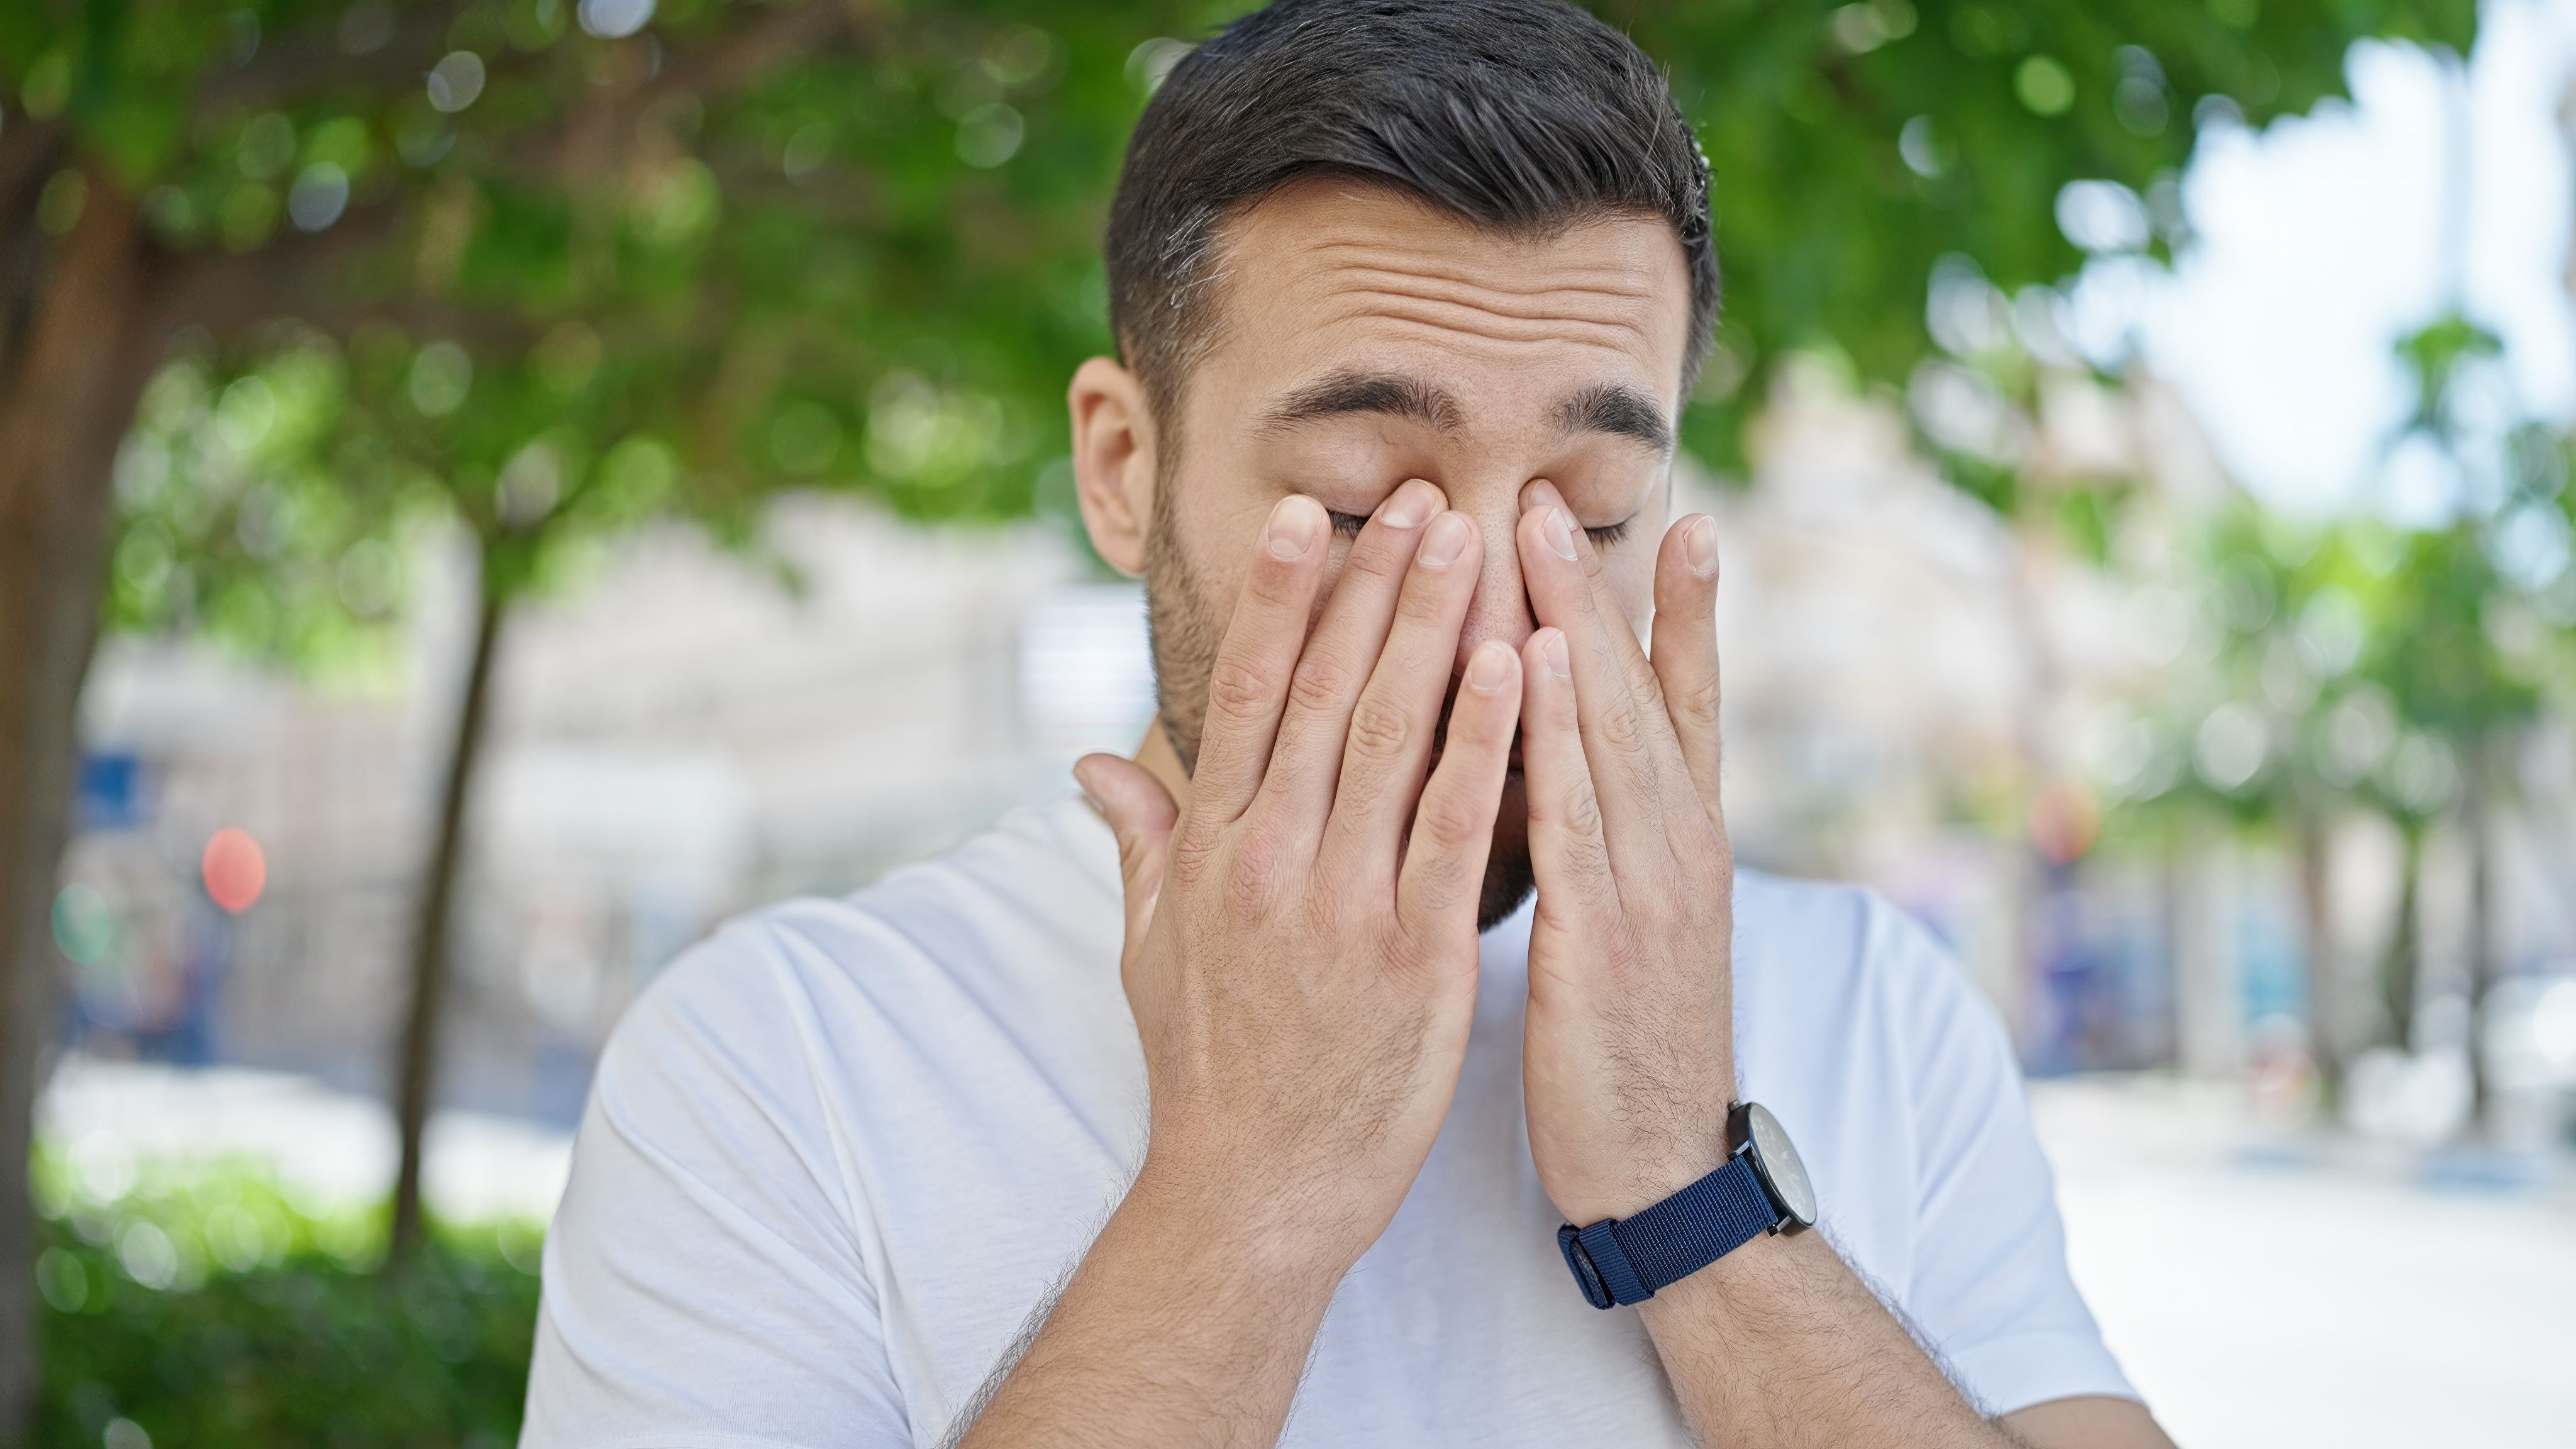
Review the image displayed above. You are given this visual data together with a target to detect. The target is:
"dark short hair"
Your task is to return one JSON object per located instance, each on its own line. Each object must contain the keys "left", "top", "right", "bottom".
{"left": 1104, "top": 0, "right": 1718, "bottom": 429}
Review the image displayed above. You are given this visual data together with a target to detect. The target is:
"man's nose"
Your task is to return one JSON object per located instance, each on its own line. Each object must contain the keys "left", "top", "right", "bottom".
{"left": 1455, "top": 506, "right": 1536, "bottom": 674}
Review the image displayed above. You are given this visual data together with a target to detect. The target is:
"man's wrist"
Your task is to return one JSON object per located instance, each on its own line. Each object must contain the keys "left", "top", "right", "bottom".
{"left": 1120, "top": 1152, "right": 1374, "bottom": 1294}
{"left": 1550, "top": 1091, "right": 1737, "bottom": 1225}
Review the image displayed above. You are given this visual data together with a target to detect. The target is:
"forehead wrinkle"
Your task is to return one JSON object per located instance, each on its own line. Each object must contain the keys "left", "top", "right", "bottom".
{"left": 1302, "top": 260, "right": 1667, "bottom": 332}
{"left": 1284, "top": 253, "right": 1676, "bottom": 368}
{"left": 1302, "top": 239, "right": 1668, "bottom": 301}
{"left": 1326, "top": 297, "right": 1658, "bottom": 359}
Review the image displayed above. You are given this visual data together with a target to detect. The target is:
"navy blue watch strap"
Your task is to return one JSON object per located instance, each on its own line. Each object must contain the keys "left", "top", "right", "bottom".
{"left": 1557, "top": 1154, "right": 1779, "bottom": 1309}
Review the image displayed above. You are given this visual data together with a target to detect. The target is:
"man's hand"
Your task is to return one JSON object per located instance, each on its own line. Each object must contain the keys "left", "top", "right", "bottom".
{"left": 958, "top": 483, "right": 1520, "bottom": 1448}
{"left": 1509, "top": 483, "right": 2174, "bottom": 1449}
{"left": 1082, "top": 481, "right": 1521, "bottom": 1267}
{"left": 1513, "top": 480, "right": 1737, "bottom": 1225}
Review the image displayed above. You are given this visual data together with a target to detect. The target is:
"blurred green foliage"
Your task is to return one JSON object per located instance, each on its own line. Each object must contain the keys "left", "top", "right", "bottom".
{"left": 0, "top": 0, "right": 2475, "bottom": 672}
{"left": 1619, "top": 0, "right": 2477, "bottom": 469}
{"left": 26, "top": 1150, "right": 540, "bottom": 1449}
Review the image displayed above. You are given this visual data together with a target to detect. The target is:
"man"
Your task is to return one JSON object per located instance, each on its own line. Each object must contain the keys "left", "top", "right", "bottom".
{"left": 523, "top": 2, "right": 2174, "bottom": 1445}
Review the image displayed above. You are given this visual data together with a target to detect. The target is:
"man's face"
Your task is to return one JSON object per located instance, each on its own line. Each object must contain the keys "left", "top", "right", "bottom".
{"left": 1100, "top": 178, "right": 1693, "bottom": 928}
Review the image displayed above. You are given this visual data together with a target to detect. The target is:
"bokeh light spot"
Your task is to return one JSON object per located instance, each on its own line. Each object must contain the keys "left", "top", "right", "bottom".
{"left": 50, "top": 884, "right": 114, "bottom": 965}
{"left": 203, "top": 827, "right": 268, "bottom": 913}
{"left": 2028, "top": 779, "right": 2101, "bottom": 865}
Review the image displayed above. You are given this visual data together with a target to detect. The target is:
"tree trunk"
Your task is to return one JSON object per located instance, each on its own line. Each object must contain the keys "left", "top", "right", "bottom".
{"left": 2379, "top": 823, "right": 2423, "bottom": 1054}
{"left": 387, "top": 562, "right": 509, "bottom": 1262}
{"left": 2296, "top": 813, "right": 2341, "bottom": 1109}
{"left": 2463, "top": 737, "right": 2499, "bottom": 1136}
{"left": 0, "top": 169, "right": 152, "bottom": 1445}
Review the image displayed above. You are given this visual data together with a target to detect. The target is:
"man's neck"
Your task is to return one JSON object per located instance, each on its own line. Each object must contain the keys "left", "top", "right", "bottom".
{"left": 1136, "top": 719, "right": 1194, "bottom": 813}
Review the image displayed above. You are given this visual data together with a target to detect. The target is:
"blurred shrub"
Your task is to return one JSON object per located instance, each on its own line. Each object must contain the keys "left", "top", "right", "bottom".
{"left": 28, "top": 1150, "right": 542, "bottom": 1449}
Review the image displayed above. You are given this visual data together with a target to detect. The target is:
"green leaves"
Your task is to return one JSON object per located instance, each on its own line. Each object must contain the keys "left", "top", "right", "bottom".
{"left": 29, "top": 1152, "right": 543, "bottom": 1449}
{"left": 11, "top": 0, "right": 2479, "bottom": 676}
{"left": 1616, "top": 0, "right": 2476, "bottom": 473}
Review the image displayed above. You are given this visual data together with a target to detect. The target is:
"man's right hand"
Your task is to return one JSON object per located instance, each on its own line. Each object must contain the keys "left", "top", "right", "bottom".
{"left": 961, "top": 484, "right": 1516, "bottom": 1449}
{"left": 1074, "top": 482, "right": 1521, "bottom": 1275}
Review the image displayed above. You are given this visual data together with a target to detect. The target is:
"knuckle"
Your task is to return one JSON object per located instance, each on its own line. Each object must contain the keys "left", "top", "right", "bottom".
{"left": 1675, "top": 675, "right": 1723, "bottom": 730}
{"left": 1599, "top": 699, "right": 1652, "bottom": 755}
{"left": 1224, "top": 865, "right": 1275, "bottom": 923}
{"left": 1536, "top": 779, "right": 1605, "bottom": 843}
{"left": 1167, "top": 823, "right": 1221, "bottom": 887}
{"left": 1414, "top": 786, "right": 1483, "bottom": 856}
{"left": 1628, "top": 657, "right": 1667, "bottom": 711}
{"left": 1287, "top": 655, "right": 1353, "bottom": 716}
{"left": 1208, "top": 657, "right": 1274, "bottom": 716}
{"left": 1227, "top": 826, "right": 1291, "bottom": 919}
{"left": 1345, "top": 693, "right": 1414, "bottom": 760}
{"left": 1566, "top": 787, "right": 1605, "bottom": 844}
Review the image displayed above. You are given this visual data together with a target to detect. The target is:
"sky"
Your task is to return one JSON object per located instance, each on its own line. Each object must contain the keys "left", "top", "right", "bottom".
{"left": 2112, "top": 0, "right": 2575, "bottom": 518}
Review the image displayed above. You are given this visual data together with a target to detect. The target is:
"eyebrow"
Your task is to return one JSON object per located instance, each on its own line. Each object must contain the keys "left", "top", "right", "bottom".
{"left": 1254, "top": 369, "right": 1674, "bottom": 455}
{"left": 1257, "top": 370, "right": 1464, "bottom": 435}
{"left": 1553, "top": 382, "right": 1674, "bottom": 455}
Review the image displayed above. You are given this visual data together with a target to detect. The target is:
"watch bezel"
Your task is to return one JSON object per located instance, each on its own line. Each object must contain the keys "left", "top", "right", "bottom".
{"left": 1727, "top": 1100, "right": 1817, "bottom": 1232}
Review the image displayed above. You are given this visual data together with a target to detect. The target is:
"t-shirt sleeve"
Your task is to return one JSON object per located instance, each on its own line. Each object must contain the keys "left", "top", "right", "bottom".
{"left": 1872, "top": 901, "right": 2139, "bottom": 1417}
{"left": 520, "top": 920, "right": 914, "bottom": 1449}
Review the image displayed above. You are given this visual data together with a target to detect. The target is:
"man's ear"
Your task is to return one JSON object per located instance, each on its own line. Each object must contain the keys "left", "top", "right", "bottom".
{"left": 1069, "top": 356, "right": 1159, "bottom": 577}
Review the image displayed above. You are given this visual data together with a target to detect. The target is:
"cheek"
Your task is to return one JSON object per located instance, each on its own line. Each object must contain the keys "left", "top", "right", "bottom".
{"left": 1164, "top": 486, "right": 1358, "bottom": 643}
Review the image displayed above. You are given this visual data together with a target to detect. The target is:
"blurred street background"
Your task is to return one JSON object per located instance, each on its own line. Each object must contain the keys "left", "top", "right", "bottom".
{"left": 5, "top": 0, "right": 2576, "bottom": 1445}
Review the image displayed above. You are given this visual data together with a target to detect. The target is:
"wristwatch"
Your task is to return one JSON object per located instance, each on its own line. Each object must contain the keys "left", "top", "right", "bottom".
{"left": 1557, "top": 1101, "right": 1817, "bottom": 1310}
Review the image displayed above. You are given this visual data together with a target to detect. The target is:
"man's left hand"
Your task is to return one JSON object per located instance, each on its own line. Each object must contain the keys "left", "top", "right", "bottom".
{"left": 1513, "top": 480, "right": 1738, "bottom": 1227}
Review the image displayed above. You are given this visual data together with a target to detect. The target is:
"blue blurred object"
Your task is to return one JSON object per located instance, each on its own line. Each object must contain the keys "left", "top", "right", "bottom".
{"left": 77, "top": 752, "right": 148, "bottom": 832}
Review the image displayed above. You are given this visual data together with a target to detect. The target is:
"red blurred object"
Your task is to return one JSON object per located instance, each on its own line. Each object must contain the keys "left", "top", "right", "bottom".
{"left": 203, "top": 827, "right": 267, "bottom": 913}
{"left": 2027, "top": 780, "right": 2101, "bottom": 865}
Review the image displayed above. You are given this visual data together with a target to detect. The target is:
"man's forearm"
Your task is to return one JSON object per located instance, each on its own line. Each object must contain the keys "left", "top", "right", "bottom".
{"left": 1638, "top": 1228, "right": 2005, "bottom": 1449}
{"left": 950, "top": 1165, "right": 1346, "bottom": 1449}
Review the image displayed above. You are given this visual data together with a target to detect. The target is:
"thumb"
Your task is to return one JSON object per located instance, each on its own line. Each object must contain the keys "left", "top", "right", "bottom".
{"left": 1074, "top": 753, "right": 1179, "bottom": 942}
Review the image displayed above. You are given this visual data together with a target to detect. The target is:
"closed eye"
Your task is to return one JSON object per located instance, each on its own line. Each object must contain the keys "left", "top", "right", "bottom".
{"left": 1331, "top": 510, "right": 1636, "bottom": 546}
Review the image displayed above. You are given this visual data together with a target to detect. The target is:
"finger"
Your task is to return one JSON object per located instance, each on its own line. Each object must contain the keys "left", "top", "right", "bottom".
{"left": 1261, "top": 479, "right": 1445, "bottom": 823}
{"left": 1324, "top": 509, "right": 1482, "bottom": 869}
{"left": 1523, "top": 479, "right": 1670, "bottom": 718}
{"left": 1514, "top": 489, "right": 1680, "bottom": 857}
{"left": 1649, "top": 514, "right": 1725, "bottom": 823}
{"left": 1074, "top": 753, "right": 1180, "bottom": 949}
{"left": 1517, "top": 626, "right": 1619, "bottom": 939}
{"left": 1189, "top": 494, "right": 1329, "bottom": 824}
{"left": 1396, "top": 638, "right": 1519, "bottom": 939}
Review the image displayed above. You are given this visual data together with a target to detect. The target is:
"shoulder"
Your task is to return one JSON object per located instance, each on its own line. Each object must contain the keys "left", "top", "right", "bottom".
{"left": 1728, "top": 867, "right": 2022, "bottom": 1164}
{"left": 604, "top": 794, "right": 1121, "bottom": 1074}
{"left": 1731, "top": 867, "right": 1982, "bottom": 1019}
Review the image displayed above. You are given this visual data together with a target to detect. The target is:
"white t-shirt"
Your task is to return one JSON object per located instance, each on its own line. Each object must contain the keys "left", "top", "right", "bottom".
{"left": 522, "top": 796, "right": 2134, "bottom": 1448}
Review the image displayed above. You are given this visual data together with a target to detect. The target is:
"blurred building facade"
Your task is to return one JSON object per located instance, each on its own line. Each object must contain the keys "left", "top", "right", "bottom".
{"left": 50, "top": 382, "right": 2576, "bottom": 1139}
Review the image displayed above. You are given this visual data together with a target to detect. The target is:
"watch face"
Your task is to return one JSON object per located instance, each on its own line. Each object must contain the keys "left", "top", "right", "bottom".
{"left": 1742, "top": 1102, "right": 1817, "bottom": 1228}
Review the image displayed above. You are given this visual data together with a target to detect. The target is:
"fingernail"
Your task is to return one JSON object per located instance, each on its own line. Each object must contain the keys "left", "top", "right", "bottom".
{"left": 1072, "top": 758, "right": 1104, "bottom": 811}
{"left": 1265, "top": 495, "right": 1321, "bottom": 559}
{"left": 1377, "top": 480, "right": 1435, "bottom": 531}
{"left": 1686, "top": 515, "right": 1719, "bottom": 579}
{"left": 1466, "top": 639, "right": 1511, "bottom": 693}
{"left": 1540, "top": 629, "right": 1570, "bottom": 679}
{"left": 1520, "top": 479, "right": 1555, "bottom": 514}
{"left": 1541, "top": 507, "right": 1578, "bottom": 561}
{"left": 1418, "top": 512, "right": 1470, "bottom": 567}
